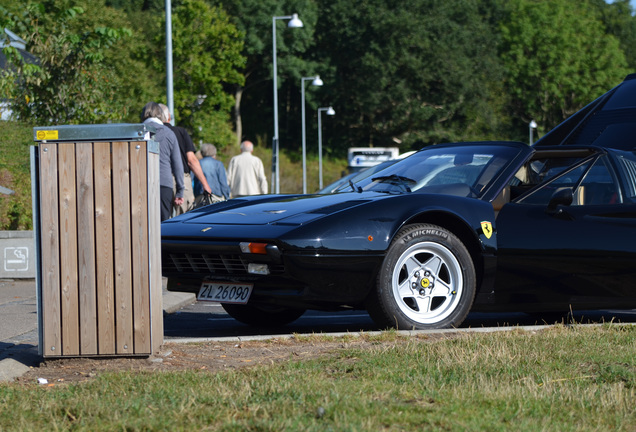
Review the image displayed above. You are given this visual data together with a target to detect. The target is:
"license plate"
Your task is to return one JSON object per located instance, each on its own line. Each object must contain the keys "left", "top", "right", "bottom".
{"left": 197, "top": 282, "right": 253, "bottom": 304}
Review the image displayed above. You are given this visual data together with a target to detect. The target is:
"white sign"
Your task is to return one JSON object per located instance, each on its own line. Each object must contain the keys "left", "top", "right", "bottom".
{"left": 4, "top": 246, "right": 29, "bottom": 272}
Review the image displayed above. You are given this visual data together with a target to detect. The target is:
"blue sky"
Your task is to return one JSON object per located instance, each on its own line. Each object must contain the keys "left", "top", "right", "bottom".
{"left": 607, "top": 0, "right": 636, "bottom": 11}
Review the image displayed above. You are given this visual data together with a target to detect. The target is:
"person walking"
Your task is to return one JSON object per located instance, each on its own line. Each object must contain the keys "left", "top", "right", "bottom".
{"left": 158, "top": 104, "right": 211, "bottom": 215}
{"left": 227, "top": 141, "right": 267, "bottom": 198}
{"left": 227, "top": 140, "right": 268, "bottom": 197}
{"left": 141, "top": 102, "right": 184, "bottom": 221}
{"left": 194, "top": 143, "right": 230, "bottom": 205}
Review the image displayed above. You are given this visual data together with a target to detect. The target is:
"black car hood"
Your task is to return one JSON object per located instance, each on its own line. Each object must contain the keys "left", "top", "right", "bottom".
{"left": 166, "top": 193, "right": 373, "bottom": 226}
{"left": 534, "top": 73, "right": 636, "bottom": 151}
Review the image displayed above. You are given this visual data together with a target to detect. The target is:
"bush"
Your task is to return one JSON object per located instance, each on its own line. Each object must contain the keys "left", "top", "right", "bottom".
{"left": 0, "top": 121, "right": 34, "bottom": 230}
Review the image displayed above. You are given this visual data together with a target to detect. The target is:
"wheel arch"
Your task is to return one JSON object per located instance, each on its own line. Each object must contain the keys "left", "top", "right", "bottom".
{"left": 398, "top": 211, "right": 486, "bottom": 295}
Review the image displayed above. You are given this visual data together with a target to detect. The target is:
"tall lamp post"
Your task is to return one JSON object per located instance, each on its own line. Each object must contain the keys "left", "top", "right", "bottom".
{"left": 165, "top": 0, "right": 175, "bottom": 125}
{"left": 272, "top": 13, "right": 303, "bottom": 193}
{"left": 529, "top": 119, "right": 538, "bottom": 145}
{"left": 317, "top": 106, "right": 336, "bottom": 190}
{"left": 301, "top": 76, "right": 323, "bottom": 193}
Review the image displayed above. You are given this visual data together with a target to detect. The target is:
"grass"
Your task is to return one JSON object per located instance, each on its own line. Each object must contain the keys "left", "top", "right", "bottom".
{"left": 0, "top": 325, "right": 634, "bottom": 431}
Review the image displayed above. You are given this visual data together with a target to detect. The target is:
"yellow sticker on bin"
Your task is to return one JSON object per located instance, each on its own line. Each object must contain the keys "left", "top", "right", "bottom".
{"left": 36, "top": 130, "right": 59, "bottom": 141}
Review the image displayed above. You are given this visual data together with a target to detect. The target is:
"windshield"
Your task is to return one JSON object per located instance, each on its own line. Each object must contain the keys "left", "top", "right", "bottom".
{"left": 349, "top": 143, "right": 525, "bottom": 197}
{"left": 325, "top": 159, "right": 400, "bottom": 194}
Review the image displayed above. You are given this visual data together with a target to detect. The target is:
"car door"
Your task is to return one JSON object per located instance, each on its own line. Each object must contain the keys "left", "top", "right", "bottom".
{"left": 494, "top": 151, "right": 636, "bottom": 311}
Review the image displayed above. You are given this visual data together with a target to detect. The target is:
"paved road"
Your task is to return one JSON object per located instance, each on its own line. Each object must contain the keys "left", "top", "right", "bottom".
{"left": 0, "top": 280, "right": 39, "bottom": 381}
{"left": 164, "top": 297, "right": 636, "bottom": 340}
{"left": 0, "top": 280, "right": 38, "bottom": 351}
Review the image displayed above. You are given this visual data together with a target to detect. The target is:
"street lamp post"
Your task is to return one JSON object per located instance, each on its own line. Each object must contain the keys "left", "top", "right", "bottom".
{"left": 529, "top": 120, "right": 538, "bottom": 145}
{"left": 165, "top": 0, "right": 175, "bottom": 125}
{"left": 301, "top": 76, "right": 323, "bottom": 193}
{"left": 272, "top": 13, "right": 303, "bottom": 194}
{"left": 317, "top": 106, "right": 336, "bottom": 190}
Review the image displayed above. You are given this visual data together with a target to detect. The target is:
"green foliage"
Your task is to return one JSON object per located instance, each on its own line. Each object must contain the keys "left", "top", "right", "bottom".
{"left": 0, "top": 121, "right": 34, "bottom": 230}
{"left": 217, "top": 0, "right": 321, "bottom": 147}
{"left": 89, "top": 2, "right": 164, "bottom": 122}
{"left": 590, "top": 0, "right": 636, "bottom": 71}
{"left": 0, "top": 1, "right": 135, "bottom": 124}
{"left": 498, "top": 0, "right": 629, "bottom": 136}
{"left": 153, "top": 0, "right": 245, "bottom": 150}
{"left": 312, "top": 0, "right": 506, "bottom": 151}
{"left": 220, "top": 0, "right": 636, "bottom": 154}
{"left": 0, "top": 0, "right": 634, "bottom": 172}
{"left": 105, "top": 0, "right": 160, "bottom": 13}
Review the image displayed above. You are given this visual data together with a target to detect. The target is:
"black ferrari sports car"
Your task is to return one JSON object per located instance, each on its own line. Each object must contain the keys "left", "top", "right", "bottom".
{"left": 161, "top": 74, "right": 636, "bottom": 330}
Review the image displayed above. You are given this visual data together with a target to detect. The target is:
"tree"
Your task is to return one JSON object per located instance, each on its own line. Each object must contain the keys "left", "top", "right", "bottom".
{"left": 498, "top": 0, "right": 629, "bottom": 136}
{"left": 589, "top": 0, "right": 636, "bottom": 72}
{"left": 217, "top": 0, "right": 319, "bottom": 149}
{"left": 310, "top": 0, "right": 505, "bottom": 153}
{"left": 154, "top": 0, "right": 245, "bottom": 149}
{"left": 0, "top": 1, "right": 135, "bottom": 124}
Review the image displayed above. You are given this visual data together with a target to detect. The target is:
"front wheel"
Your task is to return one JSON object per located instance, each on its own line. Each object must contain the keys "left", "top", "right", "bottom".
{"left": 221, "top": 303, "right": 305, "bottom": 327}
{"left": 367, "top": 224, "right": 476, "bottom": 330}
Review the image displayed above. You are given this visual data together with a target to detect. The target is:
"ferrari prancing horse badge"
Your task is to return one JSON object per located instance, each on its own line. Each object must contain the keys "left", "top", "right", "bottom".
{"left": 480, "top": 221, "right": 493, "bottom": 239}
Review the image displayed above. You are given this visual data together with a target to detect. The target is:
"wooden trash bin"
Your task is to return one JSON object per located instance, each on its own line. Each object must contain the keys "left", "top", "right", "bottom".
{"left": 32, "top": 124, "right": 163, "bottom": 358}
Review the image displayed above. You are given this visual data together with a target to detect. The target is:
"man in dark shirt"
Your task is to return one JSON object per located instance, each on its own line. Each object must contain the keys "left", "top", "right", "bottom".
{"left": 159, "top": 103, "right": 211, "bottom": 214}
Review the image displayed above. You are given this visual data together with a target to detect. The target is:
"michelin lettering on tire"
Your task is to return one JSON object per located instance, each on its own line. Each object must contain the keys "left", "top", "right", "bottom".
{"left": 368, "top": 223, "right": 476, "bottom": 330}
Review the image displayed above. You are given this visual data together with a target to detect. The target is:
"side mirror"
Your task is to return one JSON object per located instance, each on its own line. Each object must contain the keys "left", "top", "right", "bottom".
{"left": 546, "top": 187, "right": 573, "bottom": 214}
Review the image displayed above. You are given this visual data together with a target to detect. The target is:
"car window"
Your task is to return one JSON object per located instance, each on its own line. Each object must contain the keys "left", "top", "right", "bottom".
{"left": 330, "top": 159, "right": 399, "bottom": 193}
{"left": 517, "top": 155, "right": 622, "bottom": 206}
{"left": 614, "top": 151, "right": 636, "bottom": 200}
{"left": 356, "top": 144, "right": 525, "bottom": 197}
{"left": 508, "top": 150, "right": 592, "bottom": 201}
{"left": 575, "top": 158, "right": 620, "bottom": 205}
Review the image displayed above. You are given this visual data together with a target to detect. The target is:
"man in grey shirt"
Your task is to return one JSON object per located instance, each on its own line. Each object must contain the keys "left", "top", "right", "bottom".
{"left": 158, "top": 103, "right": 211, "bottom": 214}
{"left": 141, "top": 102, "right": 184, "bottom": 221}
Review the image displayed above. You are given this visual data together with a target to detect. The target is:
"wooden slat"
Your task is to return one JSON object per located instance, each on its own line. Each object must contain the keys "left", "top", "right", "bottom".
{"left": 130, "top": 142, "right": 150, "bottom": 353}
{"left": 94, "top": 142, "right": 115, "bottom": 354}
{"left": 58, "top": 143, "right": 80, "bottom": 356}
{"left": 112, "top": 141, "right": 133, "bottom": 354}
{"left": 147, "top": 146, "right": 163, "bottom": 353}
{"left": 39, "top": 144, "right": 61, "bottom": 356}
{"left": 76, "top": 143, "right": 97, "bottom": 355}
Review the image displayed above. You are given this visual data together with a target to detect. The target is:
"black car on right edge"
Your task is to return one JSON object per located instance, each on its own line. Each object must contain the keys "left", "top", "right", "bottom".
{"left": 489, "top": 73, "right": 636, "bottom": 315}
{"left": 161, "top": 74, "right": 636, "bottom": 330}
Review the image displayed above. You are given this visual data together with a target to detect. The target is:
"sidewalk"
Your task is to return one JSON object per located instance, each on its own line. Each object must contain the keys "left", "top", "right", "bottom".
{"left": 0, "top": 281, "right": 195, "bottom": 382}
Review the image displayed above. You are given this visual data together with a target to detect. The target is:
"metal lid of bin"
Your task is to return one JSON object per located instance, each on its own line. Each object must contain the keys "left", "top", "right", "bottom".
{"left": 34, "top": 123, "right": 154, "bottom": 142}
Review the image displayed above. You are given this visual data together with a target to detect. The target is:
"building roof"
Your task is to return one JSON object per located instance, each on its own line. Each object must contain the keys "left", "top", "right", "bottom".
{"left": 0, "top": 28, "right": 38, "bottom": 71}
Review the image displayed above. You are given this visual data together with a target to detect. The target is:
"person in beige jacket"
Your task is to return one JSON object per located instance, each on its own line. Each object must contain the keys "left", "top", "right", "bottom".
{"left": 227, "top": 140, "right": 269, "bottom": 197}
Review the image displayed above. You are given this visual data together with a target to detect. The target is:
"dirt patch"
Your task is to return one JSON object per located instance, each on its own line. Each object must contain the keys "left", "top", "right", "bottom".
{"left": 16, "top": 335, "right": 448, "bottom": 386}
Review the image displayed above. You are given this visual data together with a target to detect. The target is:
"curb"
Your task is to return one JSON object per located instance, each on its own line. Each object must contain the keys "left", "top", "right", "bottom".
{"left": 163, "top": 291, "right": 196, "bottom": 314}
{"left": 0, "top": 358, "right": 31, "bottom": 381}
{"left": 166, "top": 323, "right": 556, "bottom": 344}
{"left": 0, "top": 345, "right": 39, "bottom": 382}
